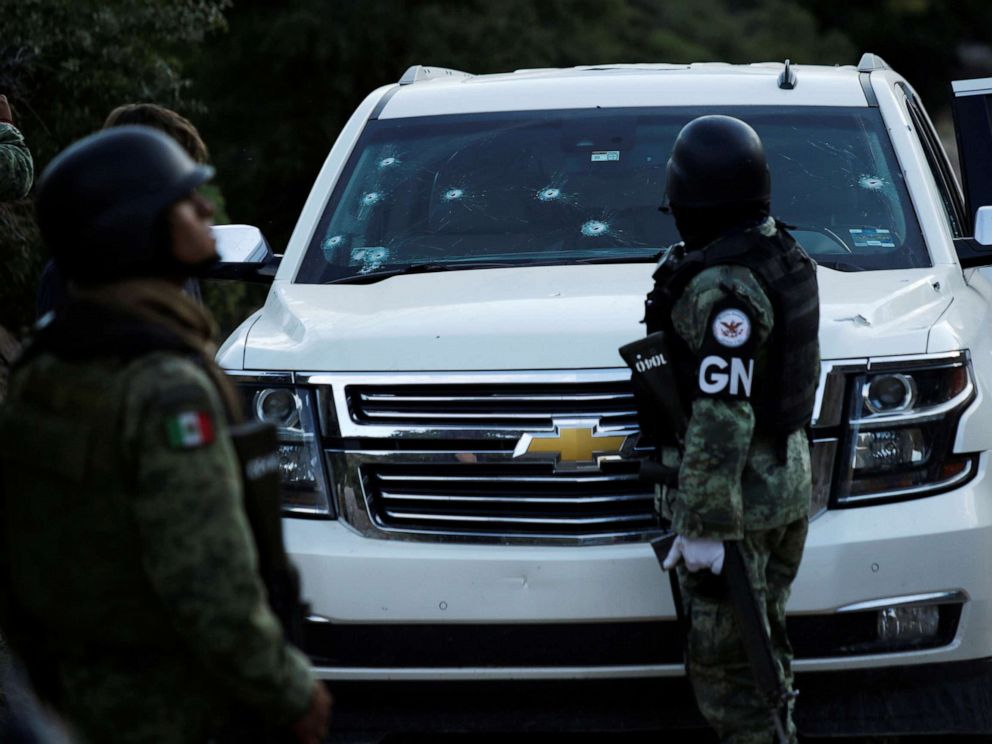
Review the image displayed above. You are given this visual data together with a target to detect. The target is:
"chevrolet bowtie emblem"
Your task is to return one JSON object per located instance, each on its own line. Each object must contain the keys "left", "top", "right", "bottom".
{"left": 513, "top": 421, "right": 629, "bottom": 472}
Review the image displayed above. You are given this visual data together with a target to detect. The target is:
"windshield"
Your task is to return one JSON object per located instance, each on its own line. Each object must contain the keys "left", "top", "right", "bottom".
{"left": 297, "top": 106, "right": 929, "bottom": 282}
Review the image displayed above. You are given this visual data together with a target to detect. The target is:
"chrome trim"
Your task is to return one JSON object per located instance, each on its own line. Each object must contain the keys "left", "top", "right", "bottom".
{"left": 836, "top": 457, "right": 976, "bottom": 504}
{"left": 376, "top": 473, "right": 641, "bottom": 483}
{"left": 226, "top": 370, "right": 294, "bottom": 385}
{"left": 866, "top": 350, "right": 968, "bottom": 369}
{"left": 359, "top": 392, "right": 635, "bottom": 403}
{"left": 306, "top": 614, "right": 334, "bottom": 624}
{"left": 383, "top": 511, "right": 654, "bottom": 526}
{"left": 812, "top": 359, "right": 865, "bottom": 428}
{"left": 809, "top": 438, "right": 837, "bottom": 521}
{"left": 299, "top": 369, "right": 635, "bottom": 386}
{"left": 359, "top": 409, "right": 638, "bottom": 420}
{"left": 379, "top": 492, "right": 651, "bottom": 504}
{"left": 836, "top": 590, "right": 967, "bottom": 614}
{"left": 303, "top": 369, "right": 637, "bottom": 439}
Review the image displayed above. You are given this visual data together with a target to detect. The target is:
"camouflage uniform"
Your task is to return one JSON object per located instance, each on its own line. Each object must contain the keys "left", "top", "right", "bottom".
{"left": 0, "top": 282, "right": 314, "bottom": 743}
{"left": 0, "top": 122, "right": 33, "bottom": 200}
{"left": 659, "top": 252, "right": 814, "bottom": 744}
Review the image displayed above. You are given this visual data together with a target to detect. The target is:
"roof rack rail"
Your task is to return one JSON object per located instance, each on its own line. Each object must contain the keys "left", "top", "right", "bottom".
{"left": 778, "top": 59, "right": 797, "bottom": 90}
{"left": 857, "top": 53, "right": 890, "bottom": 73}
{"left": 399, "top": 65, "right": 473, "bottom": 85}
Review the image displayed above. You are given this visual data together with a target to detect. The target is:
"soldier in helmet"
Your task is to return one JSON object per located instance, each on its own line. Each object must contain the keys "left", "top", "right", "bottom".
{"left": 643, "top": 115, "right": 820, "bottom": 743}
{"left": 0, "top": 126, "right": 331, "bottom": 743}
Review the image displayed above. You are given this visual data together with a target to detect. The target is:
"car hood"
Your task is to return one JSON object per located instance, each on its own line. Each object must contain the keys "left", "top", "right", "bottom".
{"left": 239, "top": 264, "right": 955, "bottom": 371}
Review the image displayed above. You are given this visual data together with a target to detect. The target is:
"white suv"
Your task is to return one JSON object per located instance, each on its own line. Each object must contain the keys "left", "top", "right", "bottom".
{"left": 217, "top": 55, "right": 992, "bottom": 736}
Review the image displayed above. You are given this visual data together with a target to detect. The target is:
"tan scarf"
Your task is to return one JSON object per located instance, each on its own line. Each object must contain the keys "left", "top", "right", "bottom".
{"left": 71, "top": 279, "right": 245, "bottom": 422}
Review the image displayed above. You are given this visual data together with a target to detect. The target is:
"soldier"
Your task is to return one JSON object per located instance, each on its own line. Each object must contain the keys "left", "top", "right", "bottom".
{"left": 0, "top": 126, "right": 331, "bottom": 743}
{"left": 36, "top": 103, "right": 208, "bottom": 317}
{"left": 0, "top": 93, "right": 33, "bottom": 201}
{"left": 642, "top": 115, "right": 820, "bottom": 743}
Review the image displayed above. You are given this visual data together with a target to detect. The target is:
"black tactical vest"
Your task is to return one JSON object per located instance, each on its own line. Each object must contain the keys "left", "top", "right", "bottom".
{"left": 644, "top": 220, "right": 820, "bottom": 438}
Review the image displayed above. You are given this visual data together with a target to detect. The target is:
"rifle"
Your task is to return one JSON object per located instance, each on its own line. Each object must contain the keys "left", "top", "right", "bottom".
{"left": 722, "top": 540, "right": 795, "bottom": 744}
{"left": 228, "top": 421, "right": 309, "bottom": 645}
{"left": 225, "top": 422, "right": 310, "bottom": 743}
{"left": 650, "top": 535, "right": 795, "bottom": 744}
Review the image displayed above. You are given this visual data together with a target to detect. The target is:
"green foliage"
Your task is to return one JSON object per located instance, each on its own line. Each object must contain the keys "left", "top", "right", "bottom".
{"left": 0, "top": 0, "right": 229, "bottom": 334}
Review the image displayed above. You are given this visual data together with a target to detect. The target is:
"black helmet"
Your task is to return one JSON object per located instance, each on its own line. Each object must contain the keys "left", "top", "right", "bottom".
{"left": 36, "top": 125, "right": 214, "bottom": 283}
{"left": 663, "top": 115, "right": 770, "bottom": 210}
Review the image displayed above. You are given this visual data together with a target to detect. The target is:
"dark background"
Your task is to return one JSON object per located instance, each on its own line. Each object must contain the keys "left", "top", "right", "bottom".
{"left": 2, "top": 0, "right": 992, "bottom": 335}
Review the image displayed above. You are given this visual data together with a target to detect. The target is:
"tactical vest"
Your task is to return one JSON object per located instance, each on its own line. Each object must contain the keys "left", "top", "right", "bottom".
{"left": 644, "top": 220, "right": 820, "bottom": 439}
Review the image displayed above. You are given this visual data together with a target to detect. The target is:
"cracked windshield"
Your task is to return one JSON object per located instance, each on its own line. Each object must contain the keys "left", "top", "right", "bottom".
{"left": 297, "top": 106, "right": 930, "bottom": 283}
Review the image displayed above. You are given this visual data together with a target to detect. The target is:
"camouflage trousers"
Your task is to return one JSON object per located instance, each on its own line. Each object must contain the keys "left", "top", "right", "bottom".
{"left": 678, "top": 517, "right": 808, "bottom": 744}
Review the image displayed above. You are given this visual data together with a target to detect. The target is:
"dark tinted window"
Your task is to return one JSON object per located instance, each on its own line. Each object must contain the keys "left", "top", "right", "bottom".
{"left": 298, "top": 106, "right": 930, "bottom": 282}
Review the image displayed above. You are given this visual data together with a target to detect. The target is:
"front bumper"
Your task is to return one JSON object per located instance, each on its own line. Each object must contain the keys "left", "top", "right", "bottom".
{"left": 287, "top": 453, "right": 992, "bottom": 680}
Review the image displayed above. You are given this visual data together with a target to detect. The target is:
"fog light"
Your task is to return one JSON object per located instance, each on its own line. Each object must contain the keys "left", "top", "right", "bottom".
{"left": 877, "top": 605, "right": 939, "bottom": 643}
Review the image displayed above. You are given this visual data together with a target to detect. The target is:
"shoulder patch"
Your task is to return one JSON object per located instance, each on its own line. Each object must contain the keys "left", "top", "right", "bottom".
{"left": 711, "top": 307, "right": 751, "bottom": 348}
{"left": 164, "top": 410, "right": 216, "bottom": 449}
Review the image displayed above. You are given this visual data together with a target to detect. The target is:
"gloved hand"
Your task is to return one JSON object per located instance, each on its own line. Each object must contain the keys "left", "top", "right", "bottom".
{"left": 662, "top": 535, "right": 725, "bottom": 575}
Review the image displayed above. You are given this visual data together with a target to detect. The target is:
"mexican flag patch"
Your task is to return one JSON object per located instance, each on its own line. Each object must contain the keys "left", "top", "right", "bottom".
{"left": 165, "top": 411, "right": 215, "bottom": 449}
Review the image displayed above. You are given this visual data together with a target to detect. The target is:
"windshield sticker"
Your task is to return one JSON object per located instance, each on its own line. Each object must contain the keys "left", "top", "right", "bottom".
{"left": 849, "top": 228, "right": 896, "bottom": 248}
{"left": 351, "top": 247, "right": 389, "bottom": 274}
{"left": 322, "top": 234, "right": 349, "bottom": 259}
{"left": 591, "top": 151, "right": 620, "bottom": 162}
{"left": 857, "top": 174, "right": 888, "bottom": 191}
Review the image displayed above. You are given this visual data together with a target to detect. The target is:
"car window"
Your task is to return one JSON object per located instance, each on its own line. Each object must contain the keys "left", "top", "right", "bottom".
{"left": 297, "top": 106, "right": 931, "bottom": 282}
{"left": 899, "top": 85, "right": 968, "bottom": 238}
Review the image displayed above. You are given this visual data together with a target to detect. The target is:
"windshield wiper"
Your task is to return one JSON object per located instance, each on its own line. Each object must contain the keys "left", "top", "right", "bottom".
{"left": 327, "top": 262, "right": 514, "bottom": 285}
{"left": 573, "top": 252, "right": 664, "bottom": 265}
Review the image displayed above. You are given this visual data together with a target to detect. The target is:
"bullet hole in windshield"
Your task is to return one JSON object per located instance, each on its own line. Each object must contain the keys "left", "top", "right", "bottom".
{"left": 581, "top": 219, "right": 609, "bottom": 237}
{"left": 378, "top": 156, "right": 400, "bottom": 169}
{"left": 858, "top": 174, "right": 888, "bottom": 191}
{"left": 352, "top": 246, "right": 389, "bottom": 274}
{"left": 322, "top": 234, "right": 349, "bottom": 258}
{"left": 538, "top": 187, "right": 562, "bottom": 202}
{"left": 443, "top": 187, "right": 466, "bottom": 202}
{"left": 357, "top": 191, "right": 384, "bottom": 221}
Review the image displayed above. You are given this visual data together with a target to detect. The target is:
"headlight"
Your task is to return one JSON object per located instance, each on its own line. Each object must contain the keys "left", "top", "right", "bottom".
{"left": 231, "top": 376, "right": 334, "bottom": 518}
{"left": 834, "top": 354, "right": 976, "bottom": 507}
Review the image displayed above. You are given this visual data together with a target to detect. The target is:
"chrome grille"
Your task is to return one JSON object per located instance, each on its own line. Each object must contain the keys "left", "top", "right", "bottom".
{"left": 363, "top": 463, "right": 659, "bottom": 537}
{"left": 293, "top": 364, "right": 853, "bottom": 544}
{"left": 347, "top": 381, "right": 638, "bottom": 429}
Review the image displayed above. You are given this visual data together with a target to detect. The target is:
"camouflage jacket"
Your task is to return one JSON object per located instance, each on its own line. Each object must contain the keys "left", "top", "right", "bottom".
{"left": 660, "top": 261, "right": 813, "bottom": 540}
{"left": 0, "top": 290, "right": 313, "bottom": 742}
{"left": 0, "top": 122, "right": 33, "bottom": 201}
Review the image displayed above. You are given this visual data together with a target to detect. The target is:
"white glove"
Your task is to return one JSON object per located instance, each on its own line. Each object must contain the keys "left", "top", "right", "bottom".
{"left": 662, "top": 535, "right": 725, "bottom": 575}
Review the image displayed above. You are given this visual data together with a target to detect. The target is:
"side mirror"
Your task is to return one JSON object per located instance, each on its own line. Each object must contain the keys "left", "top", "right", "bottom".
{"left": 976, "top": 206, "right": 992, "bottom": 246}
{"left": 954, "top": 206, "right": 992, "bottom": 268}
{"left": 206, "top": 224, "right": 282, "bottom": 283}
